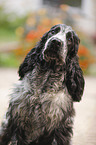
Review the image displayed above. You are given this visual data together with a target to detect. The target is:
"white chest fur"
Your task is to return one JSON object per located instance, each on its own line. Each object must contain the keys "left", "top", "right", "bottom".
{"left": 40, "top": 89, "right": 72, "bottom": 131}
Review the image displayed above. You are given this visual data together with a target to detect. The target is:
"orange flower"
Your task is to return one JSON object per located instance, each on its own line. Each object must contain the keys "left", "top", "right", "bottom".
{"left": 60, "top": 4, "right": 69, "bottom": 12}
{"left": 78, "top": 45, "right": 90, "bottom": 56}
{"left": 26, "top": 30, "right": 39, "bottom": 41}
{"left": 78, "top": 45, "right": 90, "bottom": 70}
{"left": 37, "top": 25, "right": 50, "bottom": 38}
{"left": 13, "top": 47, "right": 24, "bottom": 56}
{"left": 40, "top": 17, "right": 51, "bottom": 26}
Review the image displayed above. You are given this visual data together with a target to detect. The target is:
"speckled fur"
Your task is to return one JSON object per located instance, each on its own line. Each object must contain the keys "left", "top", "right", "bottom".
{"left": 0, "top": 24, "right": 85, "bottom": 145}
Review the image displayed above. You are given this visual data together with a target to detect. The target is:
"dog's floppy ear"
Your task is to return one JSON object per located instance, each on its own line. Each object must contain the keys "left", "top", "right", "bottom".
{"left": 66, "top": 57, "right": 85, "bottom": 102}
{"left": 18, "top": 47, "right": 36, "bottom": 79}
{"left": 18, "top": 31, "right": 49, "bottom": 79}
{"left": 73, "top": 33, "right": 80, "bottom": 54}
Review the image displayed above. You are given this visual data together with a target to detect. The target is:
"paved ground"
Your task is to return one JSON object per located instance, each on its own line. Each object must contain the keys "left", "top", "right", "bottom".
{"left": 0, "top": 68, "right": 96, "bottom": 145}
{"left": 0, "top": 41, "right": 19, "bottom": 53}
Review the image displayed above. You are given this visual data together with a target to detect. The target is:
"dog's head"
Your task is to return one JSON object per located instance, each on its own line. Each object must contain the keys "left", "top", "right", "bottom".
{"left": 42, "top": 24, "right": 80, "bottom": 64}
{"left": 19, "top": 24, "right": 80, "bottom": 79}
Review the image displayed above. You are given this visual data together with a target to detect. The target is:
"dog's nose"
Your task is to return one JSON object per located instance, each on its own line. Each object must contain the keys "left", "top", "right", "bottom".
{"left": 50, "top": 38, "right": 63, "bottom": 48}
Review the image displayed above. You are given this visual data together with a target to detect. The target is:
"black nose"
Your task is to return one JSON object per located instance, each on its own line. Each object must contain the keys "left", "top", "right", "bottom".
{"left": 49, "top": 38, "right": 63, "bottom": 51}
{"left": 51, "top": 38, "right": 62, "bottom": 47}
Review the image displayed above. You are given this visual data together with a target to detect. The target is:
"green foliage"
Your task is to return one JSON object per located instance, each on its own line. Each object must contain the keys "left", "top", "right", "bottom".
{"left": 0, "top": 28, "right": 18, "bottom": 42}
{"left": 0, "top": 5, "right": 27, "bottom": 29}
{"left": 0, "top": 53, "right": 20, "bottom": 67}
{"left": 0, "top": 5, "right": 27, "bottom": 42}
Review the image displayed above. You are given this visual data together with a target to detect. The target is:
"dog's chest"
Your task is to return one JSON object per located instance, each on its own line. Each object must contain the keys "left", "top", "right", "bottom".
{"left": 32, "top": 70, "right": 72, "bottom": 130}
{"left": 40, "top": 88, "right": 72, "bottom": 131}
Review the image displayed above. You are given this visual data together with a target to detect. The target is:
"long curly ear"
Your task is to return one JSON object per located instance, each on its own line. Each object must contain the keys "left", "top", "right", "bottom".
{"left": 66, "top": 57, "right": 85, "bottom": 102}
{"left": 18, "top": 31, "right": 49, "bottom": 79}
{"left": 73, "top": 33, "right": 80, "bottom": 54}
{"left": 18, "top": 47, "right": 36, "bottom": 79}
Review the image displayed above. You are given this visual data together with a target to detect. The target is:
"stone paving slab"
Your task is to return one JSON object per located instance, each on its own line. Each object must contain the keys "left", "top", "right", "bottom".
{"left": 0, "top": 68, "right": 96, "bottom": 145}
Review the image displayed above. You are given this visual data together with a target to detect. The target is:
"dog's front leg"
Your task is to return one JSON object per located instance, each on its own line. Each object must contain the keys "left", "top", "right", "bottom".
{"left": 52, "top": 121, "right": 73, "bottom": 145}
{"left": 0, "top": 121, "right": 27, "bottom": 145}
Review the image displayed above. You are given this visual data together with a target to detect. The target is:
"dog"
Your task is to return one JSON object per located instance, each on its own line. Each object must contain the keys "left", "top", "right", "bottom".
{"left": 0, "top": 24, "right": 85, "bottom": 145}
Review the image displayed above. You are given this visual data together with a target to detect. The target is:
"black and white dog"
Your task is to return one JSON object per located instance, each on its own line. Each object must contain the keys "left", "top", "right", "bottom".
{"left": 0, "top": 24, "right": 85, "bottom": 145}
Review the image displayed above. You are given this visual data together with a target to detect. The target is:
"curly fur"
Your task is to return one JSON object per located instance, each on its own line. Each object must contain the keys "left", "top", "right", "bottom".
{"left": 0, "top": 24, "right": 85, "bottom": 145}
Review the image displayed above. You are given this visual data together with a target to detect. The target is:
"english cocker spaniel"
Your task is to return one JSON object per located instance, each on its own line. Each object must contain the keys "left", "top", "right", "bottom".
{"left": 0, "top": 24, "right": 85, "bottom": 145}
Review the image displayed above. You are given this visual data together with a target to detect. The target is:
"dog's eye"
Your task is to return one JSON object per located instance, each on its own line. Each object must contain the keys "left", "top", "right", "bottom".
{"left": 50, "top": 27, "right": 60, "bottom": 35}
{"left": 51, "top": 30, "right": 55, "bottom": 34}
{"left": 67, "top": 38, "right": 72, "bottom": 44}
{"left": 66, "top": 32, "right": 73, "bottom": 45}
{"left": 48, "top": 30, "right": 55, "bottom": 36}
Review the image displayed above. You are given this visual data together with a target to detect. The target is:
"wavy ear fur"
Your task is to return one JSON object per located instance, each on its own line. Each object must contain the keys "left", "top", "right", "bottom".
{"left": 65, "top": 32, "right": 84, "bottom": 102}
{"left": 66, "top": 56, "right": 85, "bottom": 102}
{"left": 18, "top": 32, "right": 49, "bottom": 79}
{"left": 18, "top": 47, "right": 37, "bottom": 79}
{"left": 73, "top": 33, "right": 80, "bottom": 54}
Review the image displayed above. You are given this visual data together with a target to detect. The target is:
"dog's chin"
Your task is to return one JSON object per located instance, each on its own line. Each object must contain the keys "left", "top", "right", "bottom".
{"left": 44, "top": 50, "right": 65, "bottom": 65}
{"left": 44, "top": 48, "right": 58, "bottom": 60}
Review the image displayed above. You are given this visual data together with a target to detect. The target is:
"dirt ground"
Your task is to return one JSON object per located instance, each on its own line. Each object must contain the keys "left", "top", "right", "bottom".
{"left": 0, "top": 68, "right": 96, "bottom": 145}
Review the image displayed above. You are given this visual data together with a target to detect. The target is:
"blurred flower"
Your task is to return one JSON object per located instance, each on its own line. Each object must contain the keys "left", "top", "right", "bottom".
{"left": 78, "top": 45, "right": 94, "bottom": 71}
{"left": 15, "top": 27, "right": 24, "bottom": 36}
{"left": 26, "top": 17, "right": 36, "bottom": 27}
{"left": 13, "top": 47, "right": 24, "bottom": 57}
{"left": 26, "top": 30, "right": 38, "bottom": 41}
{"left": 60, "top": 4, "right": 69, "bottom": 12}
{"left": 37, "top": 8, "right": 47, "bottom": 16}
{"left": 40, "top": 17, "right": 51, "bottom": 26}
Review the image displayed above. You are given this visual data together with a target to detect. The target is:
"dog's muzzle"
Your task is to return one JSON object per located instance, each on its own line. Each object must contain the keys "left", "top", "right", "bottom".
{"left": 44, "top": 38, "right": 63, "bottom": 61}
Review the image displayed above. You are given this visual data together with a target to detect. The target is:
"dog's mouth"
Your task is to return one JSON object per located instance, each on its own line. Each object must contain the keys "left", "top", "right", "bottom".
{"left": 44, "top": 38, "right": 63, "bottom": 62}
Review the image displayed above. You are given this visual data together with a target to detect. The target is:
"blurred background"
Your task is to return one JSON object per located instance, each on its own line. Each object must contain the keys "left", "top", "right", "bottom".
{"left": 0, "top": 0, "right": 96, "bottom": 73}
{"left": 0, "top": 0, "right": 96, "bottom": 145}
